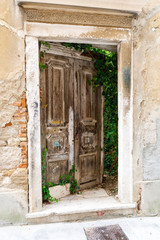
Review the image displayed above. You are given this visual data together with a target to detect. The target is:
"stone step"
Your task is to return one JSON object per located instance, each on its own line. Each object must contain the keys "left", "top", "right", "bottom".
{"left": 26, "top": 197, "right": 137, "bottom": 224}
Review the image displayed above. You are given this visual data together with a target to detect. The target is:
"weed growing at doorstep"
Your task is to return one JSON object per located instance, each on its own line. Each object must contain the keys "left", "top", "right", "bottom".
{"left": 59, "top": 165, "right": 80, "bottom": 194}
{"left": 41, "top": 146, "right": 55, "bottom": 202}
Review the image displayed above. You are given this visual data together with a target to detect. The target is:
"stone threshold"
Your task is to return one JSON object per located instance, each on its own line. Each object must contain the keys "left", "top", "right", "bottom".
{"left": 26, "top": 195, "right": 137, "bottom": 224}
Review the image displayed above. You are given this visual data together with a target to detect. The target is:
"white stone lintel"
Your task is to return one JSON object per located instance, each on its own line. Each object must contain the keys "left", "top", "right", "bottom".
{"left": 16, "top": 0, "right": 146, "bottom": 14}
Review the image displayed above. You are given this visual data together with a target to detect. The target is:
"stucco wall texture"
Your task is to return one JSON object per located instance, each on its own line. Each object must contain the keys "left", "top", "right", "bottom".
{"left": 133, "top": 0, "right": 160, "bottom": 214}
{"left": 0, "top": 0, "right": 28, "bottom": 223}
{"left": 1, "top": 0, "right": 160, "bottom": 223}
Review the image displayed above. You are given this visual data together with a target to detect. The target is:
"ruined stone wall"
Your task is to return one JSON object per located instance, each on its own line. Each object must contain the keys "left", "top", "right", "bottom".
{"left": 133, "top": 0, "right": 160, "bottom": 215}
{"left": 0, "top": 0, "right": 28, "bottom": 223}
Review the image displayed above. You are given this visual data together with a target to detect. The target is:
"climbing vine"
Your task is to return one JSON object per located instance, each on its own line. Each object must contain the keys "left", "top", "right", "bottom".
{"left": 41, "top": 146, "right": 54, "bottom": 202}
{"left": 39, "top": 41, "right": 50, "bottom": 71}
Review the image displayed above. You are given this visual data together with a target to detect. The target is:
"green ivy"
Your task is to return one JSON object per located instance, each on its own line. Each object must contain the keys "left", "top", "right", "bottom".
{"left": 59, "top": 165, "right": 80, "bottom": 194}
{"left": 41, "top": 147, "right": 57, "bottom": 202}
{"left": 39, "top": 41, "right": 50, "bottom": 71}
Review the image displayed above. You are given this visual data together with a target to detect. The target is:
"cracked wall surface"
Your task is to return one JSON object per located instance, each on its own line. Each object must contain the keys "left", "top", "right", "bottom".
{"left": 0, "top": 0, "right": 28, "bottom": 223}
{"left": 133, "top": 0, "right": 160, "bottom": 215}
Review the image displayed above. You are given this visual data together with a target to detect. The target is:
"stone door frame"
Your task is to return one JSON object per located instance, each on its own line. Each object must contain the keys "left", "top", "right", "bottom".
{"left": 25, "top": 23, "right": 133, "bottom": 213}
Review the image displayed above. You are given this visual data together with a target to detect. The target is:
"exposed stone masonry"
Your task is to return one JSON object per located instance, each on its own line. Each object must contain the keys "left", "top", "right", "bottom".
{"left": 0, "top": 92, "right": 28, "bottom": 192}
{"left": 13, "top": 92, "right": 28, "bottom": 169}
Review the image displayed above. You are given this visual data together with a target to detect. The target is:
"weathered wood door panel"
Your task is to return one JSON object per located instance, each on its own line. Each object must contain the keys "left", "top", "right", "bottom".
{"left": 74, "top": 59, "right": 101, "bottom": 188}
{"left": 40, "top": 53, "right": 74, "bottom": 184}
{"left": 40, "top": 44, "right": 102, "bottom": 188}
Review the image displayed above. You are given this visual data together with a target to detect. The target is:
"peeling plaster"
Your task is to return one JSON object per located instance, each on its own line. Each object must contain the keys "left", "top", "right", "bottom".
{"left": 143, "top": 119, "right": 160, "bottom": 181}
{"left": 122, "top": 67, "right": 130, "bottom": 90}
{"left": 0, "top": 20, "right": 24, "bottom": 38}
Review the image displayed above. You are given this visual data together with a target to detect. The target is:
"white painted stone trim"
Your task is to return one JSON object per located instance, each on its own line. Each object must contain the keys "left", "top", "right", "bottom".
{"left": 25, "top": 23, "right": 131, "bottom": 42}
{"left": 25, "top": 23, "right": 133, "bottom": 212}
{"left": 17, "top": 0, "right": 147, "bottom": 13}
{"left": 118, "top": 40, "right": 133, "bottom": 203}
{"left": 26, "top": 36, "right": 42, "bottom": 212}
{"left": 26, "top": 202, "right": 137, "bottom": 219}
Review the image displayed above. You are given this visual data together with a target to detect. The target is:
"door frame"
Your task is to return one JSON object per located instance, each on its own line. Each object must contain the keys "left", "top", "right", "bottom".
{"left": 25, "top": 23, "right": 133, "bottom": 213}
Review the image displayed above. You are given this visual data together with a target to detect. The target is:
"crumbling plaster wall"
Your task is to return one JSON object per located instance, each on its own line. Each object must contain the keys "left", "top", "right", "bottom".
{"left": 0, "top": 0, "right": 28, "bottom": 223}
{"left": 133, "top": 0, "right": 160, "bottom": 215}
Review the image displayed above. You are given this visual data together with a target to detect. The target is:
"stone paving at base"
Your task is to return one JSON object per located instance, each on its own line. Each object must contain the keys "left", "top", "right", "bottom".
{"left": 0, "top": 217, "right": 160, "bottom": 240}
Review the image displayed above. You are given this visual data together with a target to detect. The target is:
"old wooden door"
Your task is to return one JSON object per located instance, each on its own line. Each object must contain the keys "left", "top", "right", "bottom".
{"left": 40, "top": 43, "right": 102, "bottom": 188}
{"left": 74, "top": 58, "right": 102, "bottom": 189}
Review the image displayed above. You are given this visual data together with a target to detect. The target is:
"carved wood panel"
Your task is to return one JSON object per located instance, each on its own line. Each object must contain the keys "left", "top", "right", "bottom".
{"left": 74, "top": 59, "right": 101, "bottom": 188}
{"left": 47, "top": 158, "right": 68, "bottom": 184}
{"left": 80, "top": 153, "right": 97, "bottom": 183}
{"left": 41, "top": 53, "right": 73, "bottom": 184}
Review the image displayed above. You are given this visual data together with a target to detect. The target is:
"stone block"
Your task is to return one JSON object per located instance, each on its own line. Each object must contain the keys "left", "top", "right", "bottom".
{"left": 0, "top": 125, "right": 19, "bottom": 139}
{"left": 141, "top": 181, "right": 160, "bottom": 215}
{"left": 0, "top": 147, "right": 21, "bottom": 170}
{"left": 10, "top": 168, "right": 28, "bottom": 191}
{"left": 0, "top": 140, "right": 7, "bottom": 146}
{"left": 143, "top": 119, "right": 160, "bottom": 181}
{"left": 0, "top": 188, "right": 28, "bottom": 224}
{"left": 49, "top": 184, "right": 70, "bottom": 199}
{"left": 0, "top": 0, "right": 24, "bottom": 29}
{"left": 0, "top": 25, "right": 24, "bottom": 81}
{"left": 7, "top": 137, "right": 20, "bottom": 146}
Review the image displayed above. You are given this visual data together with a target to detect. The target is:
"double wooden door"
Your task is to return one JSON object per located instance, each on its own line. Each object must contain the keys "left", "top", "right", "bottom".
{"left": 40, "top": 44, "right": 102, "bottom": 189}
